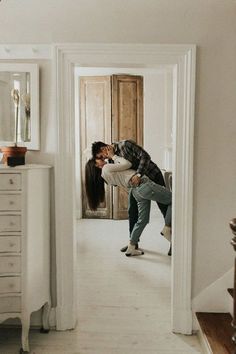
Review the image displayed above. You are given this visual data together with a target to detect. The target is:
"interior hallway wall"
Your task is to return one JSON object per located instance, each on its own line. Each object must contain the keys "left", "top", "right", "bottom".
{"left": 0, "top": 0, "right": 236, "bottom": 299}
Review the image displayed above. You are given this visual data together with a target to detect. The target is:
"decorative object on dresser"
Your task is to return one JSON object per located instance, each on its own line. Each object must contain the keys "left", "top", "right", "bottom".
{"left": 0, "top": 164, "right": 51, "bottom": 353}
{"left": 1, "top": 88, "right": 27, "bottom": 166}
{"left": 1, "top": 146, "right": 27, "bottom": 167}
{"left": 0, "top": 63, "right": 40, "bottom": 166}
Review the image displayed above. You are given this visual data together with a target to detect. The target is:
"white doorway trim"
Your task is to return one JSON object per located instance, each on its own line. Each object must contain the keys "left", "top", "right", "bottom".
{"left": 53, "top": 43, "right": 196, "bottom": 334}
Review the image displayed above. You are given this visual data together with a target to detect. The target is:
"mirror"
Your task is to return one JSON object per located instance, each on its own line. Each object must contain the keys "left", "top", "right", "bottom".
{"left": 0, "top": 63, "right": 39, "bottom": 150}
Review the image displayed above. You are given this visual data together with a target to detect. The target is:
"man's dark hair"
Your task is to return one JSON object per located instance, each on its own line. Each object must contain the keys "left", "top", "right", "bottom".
{"left": 91, "top": 141, "right": 108, "bottom": 158}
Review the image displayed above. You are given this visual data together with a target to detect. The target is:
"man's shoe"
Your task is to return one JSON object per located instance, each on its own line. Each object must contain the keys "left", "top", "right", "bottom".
{"left": 120, "top": 243, "right": 138, "bottom": 252}
{"left": 125, "top": 243, "right": 144, "bottom": 257}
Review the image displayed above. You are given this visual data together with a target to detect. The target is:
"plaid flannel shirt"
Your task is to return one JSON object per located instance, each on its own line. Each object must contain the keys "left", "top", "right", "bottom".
{"left": 113, "top": 140, "right": 162, "bottom": 182}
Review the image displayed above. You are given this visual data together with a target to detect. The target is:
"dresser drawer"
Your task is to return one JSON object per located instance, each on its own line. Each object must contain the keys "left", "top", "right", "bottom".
{"left": 0, "top": 256, "right": 21, "bottom": 273}
{"left": 0, "top": 195, "right": 21, "bottom": 211}
{"left": 0, "top": 215, "right": 21, "bottom": 232}
{"left": 0, "top": 174, "right": 21, "bottom": 191}
{"left": 0, "top": 276, "right": 21, "bottom": 293}
{"left": 0, "top": 236, "right": 21, "bottom": 253}
{"left": 0, "top": 296, "right": 21, "bottom": 313}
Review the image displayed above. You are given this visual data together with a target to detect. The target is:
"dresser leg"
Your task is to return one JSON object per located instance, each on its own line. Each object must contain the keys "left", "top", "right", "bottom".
{"left": 40, "top": 301, "right": 51, "bottom": 333}
{"left": 21, "top": 315, "right": 30, "bottom": 353}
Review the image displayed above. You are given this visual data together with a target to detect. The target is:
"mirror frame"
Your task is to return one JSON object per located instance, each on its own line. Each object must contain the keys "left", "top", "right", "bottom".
{"left": 0, "top": 63, "right": 39, "bottom": 150}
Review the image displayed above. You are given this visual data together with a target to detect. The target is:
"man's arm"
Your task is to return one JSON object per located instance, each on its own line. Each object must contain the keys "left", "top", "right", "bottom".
{"left": 120, "top": 140, "right": 151, "bottom": 176}
{"left": 117, "top": 140, "right": 152, "bottom": 186}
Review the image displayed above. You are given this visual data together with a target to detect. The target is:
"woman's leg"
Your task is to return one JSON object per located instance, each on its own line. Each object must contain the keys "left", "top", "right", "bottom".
{"left": 132, "top": 180, "right": 172, "bottom": 256}
{"left": 150, "top": 183, "right": 172, "bottom": 226}
{"left": 129, "top": 198, "right": 151, "bottom": 245}
{"left": 133, "top": 181, "right": 172, "bottom": 227}
{"left": 125, "top": 198, "right": 150, "bottom": 256}
{"left": 144, "top": 182, "right": 172, "bottom": 250}
{"left": 152, "top": 172, "right": 168, "bottom": 218}
{"left": 120, "top": 191, "right": 139, "bottom": 252}
{"left": 149, "top": 183, "right": 172, "bottom": 255}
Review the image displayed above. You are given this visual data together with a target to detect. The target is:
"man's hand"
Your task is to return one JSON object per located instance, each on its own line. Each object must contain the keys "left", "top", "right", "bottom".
{"left": 105, "top": 145, "right": 115, "bottom": 159}
{"left": 130, "top": 174, "right": 141, "bottom": 186}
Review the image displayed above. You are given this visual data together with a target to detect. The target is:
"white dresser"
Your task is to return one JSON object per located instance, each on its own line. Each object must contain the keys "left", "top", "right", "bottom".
{"left": 0, "top": 164, "right": 51, "bottom": 353}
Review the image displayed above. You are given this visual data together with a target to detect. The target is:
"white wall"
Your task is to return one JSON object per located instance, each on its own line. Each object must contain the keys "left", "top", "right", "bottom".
{"left": 0, "top": 0, "right": 236, "bottom": 299}
{"left": 143, "top": 69, "right": 173, "bottom": 171}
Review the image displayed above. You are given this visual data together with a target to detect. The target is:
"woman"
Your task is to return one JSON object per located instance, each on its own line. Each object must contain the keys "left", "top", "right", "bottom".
{"left": 85, "top": 154, "right": 172, "bottom": 257}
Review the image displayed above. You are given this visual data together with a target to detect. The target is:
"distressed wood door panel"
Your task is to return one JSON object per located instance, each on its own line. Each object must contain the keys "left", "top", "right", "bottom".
{"left": 112, "top": 75, "right": 143, "bottom": 220}
{"left": 80, "top": 76, "right": 112, "bottom": 218}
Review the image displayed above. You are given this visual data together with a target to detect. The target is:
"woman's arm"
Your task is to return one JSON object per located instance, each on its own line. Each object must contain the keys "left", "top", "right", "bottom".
{"left": 104, "top": 155, "right": 132, "bottom": 172}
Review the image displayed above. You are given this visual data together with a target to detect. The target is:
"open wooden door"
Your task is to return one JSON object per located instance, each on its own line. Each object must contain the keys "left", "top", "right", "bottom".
{"left": 112, "top": 74, "right": 143, "bottom": 219}
{"left": 80, "top": 76, "right": 112, "bottom": 218}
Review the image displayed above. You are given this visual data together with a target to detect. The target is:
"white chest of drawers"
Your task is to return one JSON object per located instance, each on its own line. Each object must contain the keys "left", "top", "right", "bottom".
{"left": 0, "top": 164, "right": 51, "bottom": 353}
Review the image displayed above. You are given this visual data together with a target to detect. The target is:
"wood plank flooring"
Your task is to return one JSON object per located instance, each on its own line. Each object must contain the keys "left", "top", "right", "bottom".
{"left": 0, "top": 211, "right": 203, "bottom": 353}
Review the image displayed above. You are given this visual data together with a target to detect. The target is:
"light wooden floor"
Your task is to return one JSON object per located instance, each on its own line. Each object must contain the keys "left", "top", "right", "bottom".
{"left": 0, "top": 211, "right": 203, "bottom": 353}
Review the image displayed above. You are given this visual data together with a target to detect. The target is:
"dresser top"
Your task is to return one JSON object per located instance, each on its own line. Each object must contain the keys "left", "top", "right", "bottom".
{"left": 0, "top": 164, "right": 52, "bottom": 170}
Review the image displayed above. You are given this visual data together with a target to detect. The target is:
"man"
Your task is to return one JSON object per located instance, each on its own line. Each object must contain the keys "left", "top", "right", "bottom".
{"left": 92, "top": 140, "right": 171, "bottom": 254}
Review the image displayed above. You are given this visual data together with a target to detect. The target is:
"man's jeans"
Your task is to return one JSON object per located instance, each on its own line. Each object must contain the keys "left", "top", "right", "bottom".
{"left": 129, "top": 178, "right": 172, "bottom": 245}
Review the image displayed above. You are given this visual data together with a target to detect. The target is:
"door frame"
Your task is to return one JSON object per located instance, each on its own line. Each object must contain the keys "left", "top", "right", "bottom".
{"left": 53, "top": 43, "right": 196, "bottom": 333}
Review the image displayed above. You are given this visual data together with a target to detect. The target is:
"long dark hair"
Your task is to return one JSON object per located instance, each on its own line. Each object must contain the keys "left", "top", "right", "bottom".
{"left": 85, "top": 158, "right": 105, "bottom": 211}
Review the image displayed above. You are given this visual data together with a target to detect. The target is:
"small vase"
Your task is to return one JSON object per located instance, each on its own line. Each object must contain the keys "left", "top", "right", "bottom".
{"left": 0, "top": 146, "right": 27, "bottom": 166}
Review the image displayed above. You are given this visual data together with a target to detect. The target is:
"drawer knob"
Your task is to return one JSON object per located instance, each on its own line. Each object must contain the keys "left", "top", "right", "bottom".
{"left": 9, "top": 201, "right": 14, "bottom": 205}
{"left": 10, "top": 222, "right": 15, "bottom": 226}
{"left": 9, "top": 179, "right": 14, "bottom": 185}
{"left": 8, "top": 262, "right": 14, "bottom": 267}
{"left": 9, "top": 243, "right": 15, "bottom": 247}
{"left": 9, "top": 283, "right": 14, "bottom": 288}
